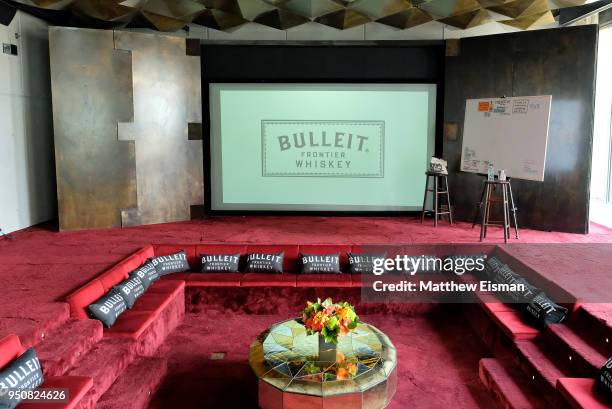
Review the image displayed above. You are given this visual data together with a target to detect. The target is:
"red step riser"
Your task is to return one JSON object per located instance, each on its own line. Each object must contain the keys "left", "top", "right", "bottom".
{"left": 511, "top": 342, "right": 573, "bottom": 409}
{"left": 479, "top": 358, "right": 546, "bottom": 409}
{"left": 95, "top": 357, "right": 167, "bottom": 409}
{"left": 37, "top": 319, "right": 104, "bottom": 377}
{"left": 569, "top": 307, "right": 612, "bottom": 359}
{"left": 542, "top": 327, "right": 604, "bottom": 379}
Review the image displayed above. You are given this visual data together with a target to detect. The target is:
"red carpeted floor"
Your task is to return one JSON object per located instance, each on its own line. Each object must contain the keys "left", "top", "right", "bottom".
{"left": 1, "top": 216, "right": 612, "bottom": 408}
{"left": 149, "top": 307, "right": 497, "bottom": 409}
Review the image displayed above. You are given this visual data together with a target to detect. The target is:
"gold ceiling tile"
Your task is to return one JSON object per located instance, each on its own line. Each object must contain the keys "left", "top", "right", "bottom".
{"left": 26, "top": 0, "right": 75, "bottom": 8}
{"left": 438, "top": 7, "right": 489, "bottom": 28}
{"left": 264, "top": 0, "right": 291, "bottom": 6}
{"left": 192, "top": 8, "right": 248, "bottom": 30}
{"left": 486, "top": 0, "right": 549, "bottom": 18}
{"left": 140, "top": 10, "right": 189, "bottom": 31}
{"left": 235, "top": 0, "right": 276, "bottom": 20}
{"left": 254, "top": 8, "right": 310, "bottom": 29}
{"left": 196, "top": 0, "right": 242, "bottom": 15}
{"left": 70, "top": 0, "right": 138, "bottom": 22}
{"left": 477, "top": 0, "right": 513, "bottom": 8}
{"left": 283, "top": 0, "right": 344, "bottom": 18}
{"left": 546, "top": 0, "right": 586, "bottom": 8}
{"left": 315, "top": 8, "right": 370, "bottom": 28}
{"left": 419, "top": 0, "right": 482, "bottom": 18}
{"left": 376, "top": 7, "right": 432, "bottom": 28}
{"left": 141, "top": 0, "right": 207, "bottom": 19}
{"left": 348, "top": 0, "right": 412, "bottom": 19}
{"left": 500, "top": 9, "right": 554, "bottom": 27}
{"left": 119, "top": 0, "right": 147, "bottom": 7}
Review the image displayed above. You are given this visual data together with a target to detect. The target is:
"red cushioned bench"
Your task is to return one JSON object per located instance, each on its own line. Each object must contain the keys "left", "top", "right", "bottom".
{"left": 557, "top": 378, "right": 612, "bottom": 409}
{"left": 0, "top": 334, "right": 92, "bottom": 409}
{"left": 65, "top": 245, "right": 185, "bottom": 356}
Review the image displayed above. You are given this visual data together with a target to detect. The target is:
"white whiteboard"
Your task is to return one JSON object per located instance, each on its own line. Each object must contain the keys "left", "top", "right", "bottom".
{"left": 460, "top": 95, "right": 551, "bottom": 181}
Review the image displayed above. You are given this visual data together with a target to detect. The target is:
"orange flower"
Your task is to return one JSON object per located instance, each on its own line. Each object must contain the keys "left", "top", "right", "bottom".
{"left": 336, "top": 352, "right": 345, "bottom": 364}
{"left": 336, "top": 367, "right": 348, "bottom": 380}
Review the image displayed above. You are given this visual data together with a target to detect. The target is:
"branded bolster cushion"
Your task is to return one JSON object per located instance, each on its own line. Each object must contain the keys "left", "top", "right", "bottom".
{"left": 200, "top": 253, "right": 240, "bottom": 273}
{"left": 484, "top": 256, "right": 505, "bottom": 279}
{"left": 245, "top": 252, "right": 284, "bottom": 273}
{"left": 347, "top": 253, "right": 386, "bottom": 274}
{"left": 114, "top": 275, "right": 145, "bottom": 309}
{"left": 0, "top": 348, "right": 44, "bottom": 409}
{"left": 300, "top": 253, "right": 341, "bottom": 274}
{"left": 130, "top": 262, "right": 158, "bottom": 290}
{"left": 149, "top": 251, "right": 190, "bottom": 276}
{"left": 598, "top": 356, "right": 612, "bottom": 396}
{"left": 88, "top": 288, "right": 128, "bottom": 328}
{"left": 493, "top": 265, "right": 539, "bottom": 304}
{"left": 524, "top": 291, "right": 568, "bottom": 326}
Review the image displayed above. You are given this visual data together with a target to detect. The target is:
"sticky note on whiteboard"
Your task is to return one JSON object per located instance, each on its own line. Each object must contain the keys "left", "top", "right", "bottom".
{"left": 478, "top": 101, "right": 491, "bottom": 112}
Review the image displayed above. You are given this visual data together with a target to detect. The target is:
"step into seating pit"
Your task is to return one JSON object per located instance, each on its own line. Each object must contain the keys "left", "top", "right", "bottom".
{"left": 0, "top": 334, "right": 93, "bottom": 409}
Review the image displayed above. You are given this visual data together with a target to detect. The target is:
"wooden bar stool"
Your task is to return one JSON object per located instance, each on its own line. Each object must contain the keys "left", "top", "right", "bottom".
{"left": 475, "top": 180, "right": 519, "bottom": 243}
{"left": 421, "top": 171, "right": 453, "bottom": 227}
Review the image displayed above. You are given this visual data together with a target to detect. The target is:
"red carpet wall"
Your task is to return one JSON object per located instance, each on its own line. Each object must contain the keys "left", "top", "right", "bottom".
{"left": 49, "top": 27, "right": 204, "bottom": 231}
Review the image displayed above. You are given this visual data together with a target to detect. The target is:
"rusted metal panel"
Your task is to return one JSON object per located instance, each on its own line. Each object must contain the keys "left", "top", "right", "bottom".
{"left": 49, "top": 27, "right": 136, "bottom": 231}
{"left": 50, "top": 27, "right": 203, "bottom": 230}
{"left": 114, "top": 30, "right": 203, "bottom": 227}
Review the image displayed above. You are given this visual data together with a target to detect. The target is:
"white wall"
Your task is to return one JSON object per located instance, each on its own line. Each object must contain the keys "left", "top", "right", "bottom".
{"left": 123, "top": 18, "right": 558, "bottom": 42}
{"left": 0, "top": 11, "right": 55, "bottom": 234}
{"left": 590, "top": 26, "right": 612, "bottom": 227}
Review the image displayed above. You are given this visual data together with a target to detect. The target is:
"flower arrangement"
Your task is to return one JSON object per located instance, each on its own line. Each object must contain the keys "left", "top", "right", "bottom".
{"left": 302, "top": 298, "right": 359, "bottom": 344}
{"left": 302, "top": 353, "right": 359, "bottom": 381}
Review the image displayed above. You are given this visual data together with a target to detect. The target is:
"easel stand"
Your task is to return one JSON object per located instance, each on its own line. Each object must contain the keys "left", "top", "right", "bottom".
{"left": 472, "top": 178, "right": 519, "bottom": 243}
{"left": 421, "top": 171, "right": 453, "bottom": 227}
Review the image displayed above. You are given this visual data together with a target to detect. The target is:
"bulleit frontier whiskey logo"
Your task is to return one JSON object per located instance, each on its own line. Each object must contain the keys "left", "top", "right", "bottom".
{"left": 261, "top": 120, "right": 385, "bottom": 177}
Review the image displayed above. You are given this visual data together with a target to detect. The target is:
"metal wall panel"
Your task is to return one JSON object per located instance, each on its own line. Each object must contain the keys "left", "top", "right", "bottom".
{"left": 49, "top": 27, "right": 136, "bottom": 230}
{"left": 49, "top": 27, "right": 203, "bottom": 230}
{"left": 115, "top": 31, "right": 203, "bottom": 227}
{"left": 443, "top": 25, "right": 597, "bottom": 233}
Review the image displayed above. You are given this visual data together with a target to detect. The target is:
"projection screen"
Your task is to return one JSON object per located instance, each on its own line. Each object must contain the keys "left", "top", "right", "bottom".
{"left": 209, "top": 83, "right": 437, "bottom": 211}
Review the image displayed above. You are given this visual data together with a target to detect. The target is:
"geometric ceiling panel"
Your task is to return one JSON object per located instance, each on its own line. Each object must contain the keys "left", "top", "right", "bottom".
{"left": 253, "top": 8, "right": 310, "bottom": 29}
{"left": 438, "top": 7, "right": 490, "bottom": 27}
{"left": 70, "top": 0, "right": 136, "bottom": 22}
{"left": 347, "top": 0, "right": 412, "bottom": 19}
{"left": 283, "top": 0, "right": 344, "bottom": 18}
{"left": 419, "top": 0, "right": 482, "bottom": 18}
{"left": 315, "top": 8, "right": 370, "bottom": 28}
{"left": 191, "top": 8, "right": 247, "bottom": 30}
{"left": 235, "top": 0, "right": 276, "bottom": 20}
{"left": 500, "top": 8, "right": 555, "bottom": 27}
{"left": 141, "top": 0, "right": 206, "bottom": 19}
{"left": 140, "top": 10, "right": 189, "bottom": 31}
{"left": 376, "top": 7, "right": 433, "bottom": 28}
{"left": 486, "top": 0, "right": 549, "bottom": 18}
{"left": 9, "top": 0, "right": 595, "bottom": 31}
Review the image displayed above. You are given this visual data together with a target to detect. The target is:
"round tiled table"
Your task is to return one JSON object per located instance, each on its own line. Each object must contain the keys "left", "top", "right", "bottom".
{"left": 249, "top": 318, "right": 397, "bottom": 409}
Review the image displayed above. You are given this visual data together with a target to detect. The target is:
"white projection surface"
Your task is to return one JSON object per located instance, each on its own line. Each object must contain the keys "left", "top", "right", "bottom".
{"left": 209, "top": 83, "right": 437, "bottom": 211}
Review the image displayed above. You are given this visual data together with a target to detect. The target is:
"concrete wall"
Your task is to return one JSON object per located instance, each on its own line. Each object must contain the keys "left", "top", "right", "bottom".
{"left": 0, "top": 11, "right": 55, "bottom": 234}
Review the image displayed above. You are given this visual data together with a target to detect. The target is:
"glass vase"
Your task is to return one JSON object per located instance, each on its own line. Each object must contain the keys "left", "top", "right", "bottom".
{"left": 318, "top": 334, "right": 337, "bottom": 362}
